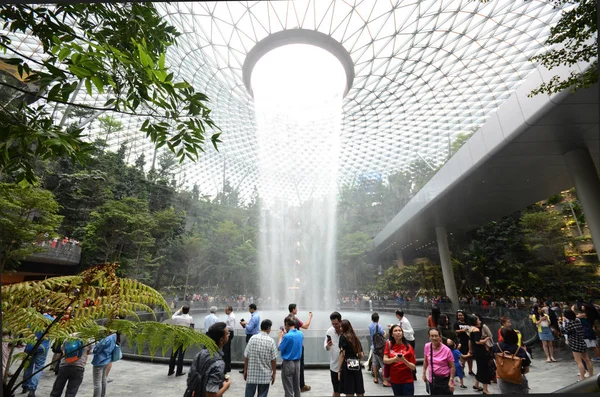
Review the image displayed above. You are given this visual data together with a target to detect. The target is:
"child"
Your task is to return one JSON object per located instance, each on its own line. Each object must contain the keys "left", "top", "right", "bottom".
{"left": 448, "top": 338, "right": 468, "bottom": 389}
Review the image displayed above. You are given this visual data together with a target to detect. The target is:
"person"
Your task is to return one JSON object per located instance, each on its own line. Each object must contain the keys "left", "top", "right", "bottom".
{"left": 493, "top": 327, "right": 531, "bottom": 394}
{"left": 497, "top": 316, "right": 522, "bottom": 346}
{"left": 278, "top": 316, "right": 304, "bottom": 397}
{"left": 422, "top": 327, "right": 455, "bottom": 395}
{"left": 438, "top": 314, "right": 457, "bottom": 346}
{"left": 369, "top": 312, "right": 386, "bottom": 384}
{"left": 428, "top": 305, "right": 441, "bottom": 328}
{"left": 205, "top": 306, "right": 220, "bottom": 330}
{"left": 337, "top": 319, "right": 365, "bottom": 396}
{"left": 324, "top": 311, "right": 343, "bottom": 397}
{"left": 91, "top": 332, "right": 117, "bottom": 397}
{"left": 185, "top": 322, "right": 231, "bottom": 397}
{"left": 561, "top": 309, "right": 593, "bottom": 381}
{"left": 22, "top": 311, "right": 55, "bottom": 397}
{"left": 447, "top": 339, "right": 468, "bottom": 389}
{"left": 468, "top": 315, "right": 492, "bottom": 394}
{"left": 383, "top": 324, "right": 416, "bottom": 395}
{"left": 49, "top": 335, "right": 93, "bottom": 397}
{"left": 532, "top": 305, "right": 556, "bottom": 362}
{"left": 579, "top": 304, "right": 600, "bottom": 361}
{"left": 224, "top": 305, "right": 236, "bottom": 373}
{"left": 454, "top": 311, "right": 474, "bottom": 376}
{"left": 240, "top": 304, "right": 261, "bottom": 373}
{"left": 169, "top": 305, "right": 194, "bottom": 377}
{"left": 244, "top": 319, "right": 278, "bottom": 397}
{"left": 391, "top": 310, "right": 416, "bottom": 383}
{"left": 286, "top": 303, "right": 313, "bottom": 392}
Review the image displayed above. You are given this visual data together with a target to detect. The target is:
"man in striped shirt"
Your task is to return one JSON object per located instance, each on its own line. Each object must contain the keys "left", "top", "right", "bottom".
{"left": 243, "top": 320, "right": 278, "bottom": 397}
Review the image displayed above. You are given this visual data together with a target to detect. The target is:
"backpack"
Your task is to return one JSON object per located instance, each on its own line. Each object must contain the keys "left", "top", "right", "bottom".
{"left": 64, "top": 339, "right": 84, "bottom": 364}
{"left": 373, "top": 325, "right": 385, "bottom": 358}
{"left": 494, "top": 343, "right": 524, "bottom": 384}
{"left": 183, "top": 349, "right": 221, "bottom": 397}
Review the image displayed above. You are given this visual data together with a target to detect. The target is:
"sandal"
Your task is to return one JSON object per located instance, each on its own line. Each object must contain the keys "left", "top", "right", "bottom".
{"left": 383, "top": 383, "right": 391, "bottom": 388}
{"left": 373, "top": 380, "right": 379, "bottom": 384}
{"left": 473, "top": 386, "right": 483, "bottom": 391}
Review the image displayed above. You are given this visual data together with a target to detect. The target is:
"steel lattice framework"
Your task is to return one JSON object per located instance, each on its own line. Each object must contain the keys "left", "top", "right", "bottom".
{"left": 7, "top": 1, "right": 565, "bottom": 203}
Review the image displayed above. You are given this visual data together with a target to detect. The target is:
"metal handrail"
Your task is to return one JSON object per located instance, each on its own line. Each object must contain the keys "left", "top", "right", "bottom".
{"left": 553, "top": 373, "right": 600, "bottom": 393}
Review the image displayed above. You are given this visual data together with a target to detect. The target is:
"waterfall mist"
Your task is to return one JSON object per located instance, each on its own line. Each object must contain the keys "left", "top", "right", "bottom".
{"left": 252, "top": 44, "right": 345, "bottom": 310}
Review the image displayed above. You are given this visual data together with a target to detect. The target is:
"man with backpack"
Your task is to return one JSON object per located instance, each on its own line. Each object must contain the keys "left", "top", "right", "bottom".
{"left": 369, "top": 312, "right": 386, "bottom": 385}
{"left": 184, "top": 322, "right": 231, "bottom": 397}
{"left": 49, "top": 334, "right": 93, "bottom": 397}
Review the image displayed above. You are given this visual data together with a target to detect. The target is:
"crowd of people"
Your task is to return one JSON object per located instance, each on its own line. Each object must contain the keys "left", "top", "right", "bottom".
{"left": 7, "top": 297, "right": 600, "bottom": 397}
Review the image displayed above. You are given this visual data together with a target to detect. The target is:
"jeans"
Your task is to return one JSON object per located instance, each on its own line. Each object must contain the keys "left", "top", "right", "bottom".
{"left": 169, "top": 346, "right": 185, "bottom": 375}
{"left": 391, "top": 382, "right": 415, "bottom": 395}
{"left": 245, "top": 383, "right": 270, "bottom": 397}
{"left": 92, "top": 364, "right": 109, "bottom": 397}
{"left": 22, "top": 346, "right": 48, "bottom": 391}
{"left": 281, "top": 360, "right": 301, "bottom": 397}
{"left": 50, "top": 366, "right": 85, "bottom": 397}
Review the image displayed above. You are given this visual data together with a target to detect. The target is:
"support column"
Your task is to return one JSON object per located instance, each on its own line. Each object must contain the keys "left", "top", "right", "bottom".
{"left": 435, "top": 226, "right": 460, "bottom": 311}
{"left": 564, "top": 147, "right": 600, "bottom": 262}
{"left": 395, "top": 250, "right": 405, "bottom": 268}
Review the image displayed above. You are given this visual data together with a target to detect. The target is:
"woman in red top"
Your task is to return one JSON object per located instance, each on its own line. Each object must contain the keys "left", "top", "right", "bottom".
{"left": 383, "top": 324, "right": 417, "bottom": 395}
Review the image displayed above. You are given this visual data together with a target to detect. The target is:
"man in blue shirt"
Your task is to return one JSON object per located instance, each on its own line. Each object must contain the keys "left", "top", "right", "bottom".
{"left": 22, "top": 312, "right": 55, "bottom": 397}
{"left": 368, "top": 312, "right": 386, "bottom": 385}
{"left": 239, "top": 304, "right": 260, "bottom": 373}
{"left": 278, "top": 316, "right": 304, "bottom": 397}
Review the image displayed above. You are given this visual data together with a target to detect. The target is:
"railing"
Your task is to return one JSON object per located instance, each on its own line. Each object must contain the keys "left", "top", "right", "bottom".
{"left": 25, "top": 243, "right": 81, "bottom": 265}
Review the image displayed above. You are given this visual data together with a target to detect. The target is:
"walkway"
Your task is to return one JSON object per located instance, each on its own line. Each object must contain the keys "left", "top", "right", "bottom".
{"left": 13, "top": 345, "right": 595, "bottom": 396}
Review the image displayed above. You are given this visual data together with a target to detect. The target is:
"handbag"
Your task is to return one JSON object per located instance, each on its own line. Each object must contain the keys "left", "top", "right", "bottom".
{"left": 111, "top": 343, "right": 122, "bottom": 362}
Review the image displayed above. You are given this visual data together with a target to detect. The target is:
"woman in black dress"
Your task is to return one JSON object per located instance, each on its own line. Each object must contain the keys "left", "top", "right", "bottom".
{"left": 454, "top": 311, "right": 474, "bottom": 376}
{"left": 337, "top": 319, "right": 365, "bottom": 396}
{"left": 468, "top": 314, "right": 493, "bottom": 394}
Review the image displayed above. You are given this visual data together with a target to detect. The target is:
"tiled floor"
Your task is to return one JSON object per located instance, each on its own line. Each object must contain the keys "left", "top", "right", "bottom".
{"left": 9, "top": 345, "right": 595, "bottom": 396}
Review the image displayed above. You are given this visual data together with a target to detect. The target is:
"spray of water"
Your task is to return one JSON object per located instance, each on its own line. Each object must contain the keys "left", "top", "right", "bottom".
{"left": 252, "top": 44, "right": 345, "bottom": 310}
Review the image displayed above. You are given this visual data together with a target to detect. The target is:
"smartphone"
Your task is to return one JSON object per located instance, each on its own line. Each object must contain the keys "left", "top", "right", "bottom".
{"left": 326, "top": 335, "right": 332, "bottom": 343}
{"left": 280, "top": 326, "right": 285, "bottom": 332}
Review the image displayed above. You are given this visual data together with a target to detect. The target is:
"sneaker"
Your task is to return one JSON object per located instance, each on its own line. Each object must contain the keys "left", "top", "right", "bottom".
{"left": 301, "top": 385, "right": 311, "bottom": 392}
{"left": 460, "top": 385, "right": 468, "bottom": 389}
{"left": 591, "top": 357, "right": 600, "bottom": 362}
{"left": 107, "top": 378, "right": 113, "bottom": 383}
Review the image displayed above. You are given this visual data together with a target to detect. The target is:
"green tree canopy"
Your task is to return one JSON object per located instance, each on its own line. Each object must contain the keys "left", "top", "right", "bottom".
{"left": 0, "top": 182, "right": 63, "bottom": 271}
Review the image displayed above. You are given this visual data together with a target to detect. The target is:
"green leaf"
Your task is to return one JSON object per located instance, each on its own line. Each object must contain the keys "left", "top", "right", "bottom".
{"left": 91, "top": 76, "right": 104, "bottom": 94}
{"left": 84, "top": 78, "right": 93, "bottom": 96}
{"left": 68, "top": 65, "right": 92, "bottom": 78}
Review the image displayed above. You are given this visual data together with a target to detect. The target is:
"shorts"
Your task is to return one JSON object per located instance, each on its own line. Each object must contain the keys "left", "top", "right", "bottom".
{"left": 372, "top": 352, "right": 384, "bottom": 369}
{"left": 330, "top": 370, "right": 340, "bottom": 393}
{"left": 585, "top": 339, "right": 598, "bottom": 348}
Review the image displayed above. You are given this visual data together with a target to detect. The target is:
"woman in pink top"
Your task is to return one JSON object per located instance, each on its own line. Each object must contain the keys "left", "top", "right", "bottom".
{"left": 422, "top": 328, "right": 456, "bottom": 395}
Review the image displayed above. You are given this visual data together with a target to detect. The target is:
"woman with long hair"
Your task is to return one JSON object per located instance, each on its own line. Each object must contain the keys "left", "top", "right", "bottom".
{"left": 422, "top": 327, "right": 455, "bottom": 395}
{"left": 337, "top": 320, "right": 365, "bottom": 396}
{"left": 383, "top": 325, "right": 416, "bottom": 395}
{"left": 532, "top": 305, "right": 556, "bottom": 362}
{"left": 468, "top": 314, "right": 493, "bottom": 394}
{"left": 561, "top": 309, "right": 594, "bottom": 381}
{"left": 428, "top": 305, "right": 441, "bottom": 328}
{"left": 454, "top": 311, "right": 474, "bottom": 376}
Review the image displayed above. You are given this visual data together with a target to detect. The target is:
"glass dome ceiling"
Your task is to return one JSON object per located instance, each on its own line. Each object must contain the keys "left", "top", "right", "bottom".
{"left": 7, "top": 0, "right": 565, "bottom": 203}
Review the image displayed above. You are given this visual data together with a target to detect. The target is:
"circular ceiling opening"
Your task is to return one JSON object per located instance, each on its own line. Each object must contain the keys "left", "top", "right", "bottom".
{"left": 242, "top": 29, "right": 355, "bottom": 99}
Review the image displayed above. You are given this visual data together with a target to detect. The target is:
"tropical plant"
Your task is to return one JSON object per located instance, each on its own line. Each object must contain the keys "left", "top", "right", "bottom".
{"left": 1, "top": 263, "right": 218, "bottom": 395}
{"left": 0, "top": 3, "right": 221, "bottom": 184}
{"left": 528, "top": 0, "right": 597, "bottom": 96}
